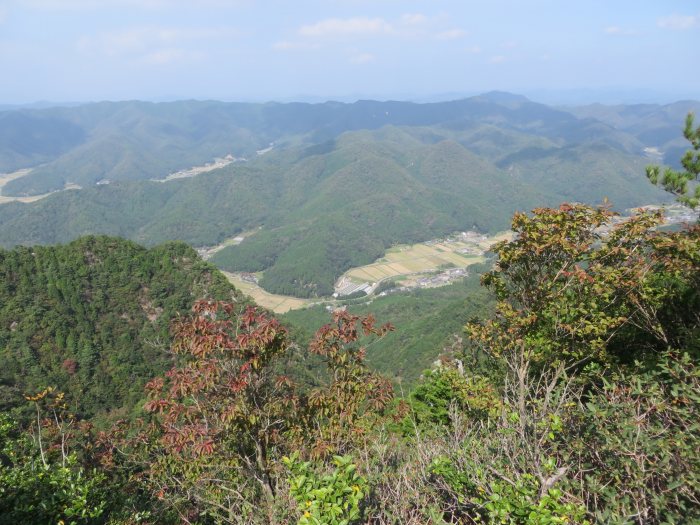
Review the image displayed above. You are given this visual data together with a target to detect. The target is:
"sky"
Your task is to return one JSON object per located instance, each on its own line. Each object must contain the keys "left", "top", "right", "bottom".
{"left": 0, "top": 0, "right": 699, "bottom": 104}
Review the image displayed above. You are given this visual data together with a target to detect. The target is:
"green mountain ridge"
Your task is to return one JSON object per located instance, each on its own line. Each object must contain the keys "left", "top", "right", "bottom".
{"left": 0, "top": 125, "right": 669, "bottom": 297}
{"left": 2, "top": 93, "right": 693, "bottom": 195}
{"left": 0, "top": 236, "right": 241, "bottom": 423}
{"left": 0, "top": 94, "right": 678, "bottom": 297}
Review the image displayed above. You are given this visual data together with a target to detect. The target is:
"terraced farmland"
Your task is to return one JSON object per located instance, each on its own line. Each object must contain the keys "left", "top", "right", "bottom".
{"left": 219, "top": 231, "right": 512, "bottom": 312}
{"left": 340, "top": 231, "right": 511, "bottom": 287}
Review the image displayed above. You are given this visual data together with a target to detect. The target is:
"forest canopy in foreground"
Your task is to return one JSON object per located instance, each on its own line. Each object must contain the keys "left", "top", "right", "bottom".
{"left": 0, "top": 236, "right": 241, "bottom": 423}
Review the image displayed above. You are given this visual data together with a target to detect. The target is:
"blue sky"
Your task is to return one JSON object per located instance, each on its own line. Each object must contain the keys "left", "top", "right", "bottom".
{"left": 0, "top": 0, "right": 698, "bottom": 104}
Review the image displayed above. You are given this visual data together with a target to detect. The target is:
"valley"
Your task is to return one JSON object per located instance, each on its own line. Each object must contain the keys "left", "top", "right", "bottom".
{"left": 220, "top": 203, "right": 696, "bottom": 315}
{"left": 222, "top": 271, "right": 313, "bottom": 313}
{"left": 0, "top": 168, "right": 80, "bottom": 204}
{"left": 1, "top": 94, "right": 689, "bottom": 297}
{"left": 195, "top": 228, "right": 261, "bottom": 260}
{"left": 3, "top": 0, "right": 700, "bottom": 521}
{"left": 220, "top": 230, "right": 508, "bottom": 313}
{"left": 336, "top": 230, "right": 510, "bottom": 296}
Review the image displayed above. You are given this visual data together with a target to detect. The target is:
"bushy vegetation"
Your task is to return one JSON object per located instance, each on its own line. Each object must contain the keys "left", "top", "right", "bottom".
{"left": 1, "top": 197, "right": 696, "bottom": 524}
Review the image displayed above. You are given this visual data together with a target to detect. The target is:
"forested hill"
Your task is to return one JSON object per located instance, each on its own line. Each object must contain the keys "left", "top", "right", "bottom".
{"left": 1, "top": 92, "right": 691, "bottom": 297}
{"left": 1, "top": 93, "right": 696, "bottom": 196}
{"left": 0, "top": 236, "right": 241, "bottom": 423}
{"left": 0, "top": 126, "right": 669, "bottom": 297}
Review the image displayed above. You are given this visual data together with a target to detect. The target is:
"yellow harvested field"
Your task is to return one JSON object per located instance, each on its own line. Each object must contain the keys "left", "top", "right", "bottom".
{"left": 343, "top": 237, "right": 491, "bottom": 285}
{"left": 439, "top": 252, "right": 475, "bottom": 265}
{"left": 219, "top": 231, "right": 512, "bottom": 313}
{"left": 348, "top": 268, "right": 376, "bottom": 282}
{"left": 387, "top": 262, "right": 411, "bottom": 274}
{"left": 0, "top": 168, "right": 81, "bottom": 204}
{"left": 483, "top": 231, "right": 513, "bottom": 246}
{"left": 0, "top": 169, "right": 46, "bottom": 204}
{"left": 222, "top": 272, "right": 311, "bottom": 314}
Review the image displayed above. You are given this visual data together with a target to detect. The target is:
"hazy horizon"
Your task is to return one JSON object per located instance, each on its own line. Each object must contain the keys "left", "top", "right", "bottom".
{"left": 2, "top": 87, "right": 699, "bottom": 111}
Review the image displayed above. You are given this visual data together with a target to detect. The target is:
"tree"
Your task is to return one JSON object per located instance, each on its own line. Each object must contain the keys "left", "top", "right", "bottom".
{"left": 454, "top": 196, "right": 699, "bottom": 523}
{"left": 136, "top": 301, "right": 292, "bottom": 524}
{"left": 299, "top": 310, "right": 394, "bottom": 458}
{"left": 646, "top": 112, "right": 700, "bottom": 209}
{"left": 111, "top": 302, "right": 394, "bottom": 524}
{"left": 0, "top": 390, "right": 106, "bottom": 525}
{"left": 466, "top": 203, "right": 699, "bottom": 370}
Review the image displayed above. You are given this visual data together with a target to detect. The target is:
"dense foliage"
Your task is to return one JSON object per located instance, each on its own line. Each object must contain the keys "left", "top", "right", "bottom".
{"left": 0, "top": 236, "right": 240, "bottom": 422}
{"left": 0, "top": 412, "right": 106, "bottom": 525}
{"left": 100, "top": 304, "right": 393, "bottom": 524}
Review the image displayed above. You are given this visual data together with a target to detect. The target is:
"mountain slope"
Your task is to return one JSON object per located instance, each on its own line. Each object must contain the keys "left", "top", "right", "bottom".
{"left": 1, "top": 93, "right": 679, "bottom": 196}
{"left": 209, "top": 133, "right": 545, "bottom": 296}
{"left": 0, "top": 95, "right": 676, "bottom": 297}
{"left": 565, "top": 100, "right": 700, "bottom": 168}
{"left": 0, "top": 236, "right": 241, "bottom": 422}
{"left": 0, "top": 123, "right": 669, "bottom": 297}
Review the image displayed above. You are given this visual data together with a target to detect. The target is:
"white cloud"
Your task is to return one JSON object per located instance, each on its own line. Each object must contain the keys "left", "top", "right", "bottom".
{"left": 0, "top": 6, "right": 7, "bottom": 23}
{"left": 297, "top": 13, "right": 467, "bottom": 42}
{"left": 272, "top": 40, "right": 318, "bottom": 51}
{"left": 76, "top": 25, "right": 237, "bottom": 66}
{"left": 489, "top": 55, "right": 506, "bottom": 64}
{"left": 78, "top": 25, "right": 238, "bottom": 55}
{"left": 137, "top": 48, "right": 203, "bottom": 65}
{"left": 465, "top": 45, "right": 481, "bottom": 54}
{"left": 435, "top": 29, "right": 466, "bottom": 40}
{"left": 19, "top": 0, "right": 150, "bottom": 8}
{"left": 349, "top": 52, "right": 375, "bottom": 64}
{"left": 399, "top": 13, "right": 428, "bottom": 26}
{"left": 604, "top": 25, "right": 637, "bottom": 36}
{"left": 299, "top": 17, "right": 392, "bottom": 37}
{"left": 657, "top": 13, "right": 699, "bottom": 30}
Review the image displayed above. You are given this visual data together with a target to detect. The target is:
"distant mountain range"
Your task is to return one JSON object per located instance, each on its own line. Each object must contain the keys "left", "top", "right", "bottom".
{"left": 0, "top": 92, "right": 693, "bottom": 296}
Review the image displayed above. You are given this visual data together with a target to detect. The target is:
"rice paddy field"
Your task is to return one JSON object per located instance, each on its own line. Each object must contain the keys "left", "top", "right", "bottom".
{"left": 222, "top": 271, "right": 312, "bottom": 313}
{"left": 220, "top": 231, "right": 512, "bottom": 313}
{"left": 341, "top": 232, "right": 512, "bottom": 285}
